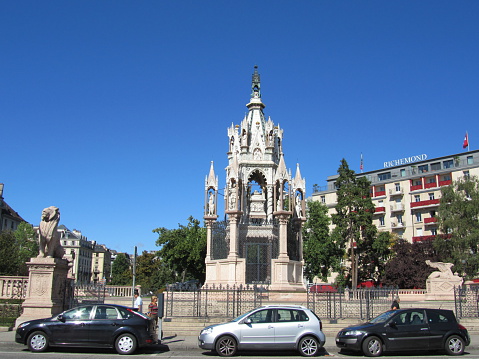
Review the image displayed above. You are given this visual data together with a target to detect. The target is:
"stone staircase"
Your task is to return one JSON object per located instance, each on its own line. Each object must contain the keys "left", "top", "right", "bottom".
{"left": 161, "top": 316, "right": 479, "bottom": 337}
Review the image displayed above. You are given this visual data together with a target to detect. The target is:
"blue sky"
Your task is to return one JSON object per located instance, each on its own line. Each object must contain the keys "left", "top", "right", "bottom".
{"left": 1, "top": 1, "right": 478, "bottom": 254}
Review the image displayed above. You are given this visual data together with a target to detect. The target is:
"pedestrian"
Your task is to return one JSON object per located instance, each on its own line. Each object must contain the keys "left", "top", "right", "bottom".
{"left": 134, "top": 290, "right": 143, "bottom": 313}
{"left": 148, "top": 295, "right": 159, "bottom": 329}
{"left": 391, "top": 295, "right": 400, "bottom": 310}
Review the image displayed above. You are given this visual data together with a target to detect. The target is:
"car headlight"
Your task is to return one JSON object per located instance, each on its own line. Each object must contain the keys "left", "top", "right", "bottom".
{"left": 344, "top": 330, "right": 364, "bottom": 336}
{"left": 201, "top": 327, "right": 213, "bottom": 335}
{"left": 17, "top": 322, "right": 31, "bottom": 329}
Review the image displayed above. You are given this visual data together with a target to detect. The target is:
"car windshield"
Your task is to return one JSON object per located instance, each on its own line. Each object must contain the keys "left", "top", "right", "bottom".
{"left": 231, "top": 308, "right": 257, "bottom": 322}
{"left": 369, "top": 310, "right": 397, "bottom": 324}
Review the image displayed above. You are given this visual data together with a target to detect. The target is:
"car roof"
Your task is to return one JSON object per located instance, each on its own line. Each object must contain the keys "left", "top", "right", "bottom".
{"left": 259, "top": 305, "right": 308, "bottom": 309}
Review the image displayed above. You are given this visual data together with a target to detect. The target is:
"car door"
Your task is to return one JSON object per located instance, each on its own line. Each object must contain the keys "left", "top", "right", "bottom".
{"left": 88, "top": 305, "right": 122, "bottom": 346}
{"left": 49, "top": 305, "right": 93, "bottom": 345}
{"left": 274, "top": 309, "right": 303, "bottom": 347}
{"left": 385, "top": 310, "right": 430, "bottom": 351}
{"left": 426, "top": 309, "right": 455, "bottom": 350}
{"left": 239, "top": 309, "right": 275, "bottom": 348}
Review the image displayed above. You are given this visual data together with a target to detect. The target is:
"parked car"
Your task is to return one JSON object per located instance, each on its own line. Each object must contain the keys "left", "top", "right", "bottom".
{"left": 198, "top": 305, "right": 325, "bottom": 357}
{"left": 16, "top": 304, "right": 155, "bottom": 355}
{"left": 308, "top": 284, "right": 338, "bottom": 293}
{"left": 335, "top": 308, "right": 470, "bottom": 356}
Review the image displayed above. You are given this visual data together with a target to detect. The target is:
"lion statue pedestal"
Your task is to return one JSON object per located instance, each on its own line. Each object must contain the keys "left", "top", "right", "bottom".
{"left": 425, "top": 260, "right": 463, "bottom": 300}
{"left": 15, "top": 206, "right": 70, "bottom": 328}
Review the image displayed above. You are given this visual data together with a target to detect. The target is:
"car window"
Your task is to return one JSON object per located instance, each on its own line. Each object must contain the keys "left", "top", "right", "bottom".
{"left": 427, "top": 310, "right": 450, "bottom": 324}
{"left": 392, "top": 310, "right": 424, "bottom": 326}
{"left": 94, "top": 306, "right": 119, "bottom": 320}
{"left": 276, "top": 309, "right": 309, "bottom": 322}
{"left": 248, "top": 309, "right": 273, "bottom": 324}
{"left": 62, "top": 306, "right": 93, "bottom": 320}
{"left": 117, "top": 306, "right": 133, "bottom": 319}
{"left": 409, "top": 310, "right": 425, "bottom": 325}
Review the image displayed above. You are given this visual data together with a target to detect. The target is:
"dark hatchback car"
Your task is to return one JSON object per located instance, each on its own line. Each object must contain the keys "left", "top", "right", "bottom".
{"left": 16, "top": 304, "right": 155, "bottom": 355}
{"left": 336, "top": 308, "right": 470, "bottom": 357}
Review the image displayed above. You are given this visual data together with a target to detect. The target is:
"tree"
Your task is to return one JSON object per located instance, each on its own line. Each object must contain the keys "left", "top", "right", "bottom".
{"left": 14, "top": 222, "right": 38, "bottom": 276}
{"left": 111, "top": 253, "right": 132, "bottom": 285}
{"left": 383, "top": 238, "right": 441, "bottom": 288}
{"left": 153, "top": 216, "right": 206, "bottom": 283}
{"left": 303, "top": 200, "right": 341, "bottom": 282}
{"left": 0, "top": 231, "right": 19, "bottom": 275}
{"left": 435, "top": 175, "right": 479, "bottom": 279}
{"left": 331, "top": 159, "right": 389, "bottom": 287}
{"left": 135, "top": 250, "right": 175, "bottom": 293}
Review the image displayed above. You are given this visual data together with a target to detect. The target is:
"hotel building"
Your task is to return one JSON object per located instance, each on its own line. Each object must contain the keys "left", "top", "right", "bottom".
{"left": 312, "top": 150, "right": 479, "bottom": 243}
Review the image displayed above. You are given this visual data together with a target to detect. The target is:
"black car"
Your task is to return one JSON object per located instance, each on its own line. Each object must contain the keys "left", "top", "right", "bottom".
{"left": 16, "top": 304, "right": 155, "bottom": 355}
{"left": 336, "top": 308, "right": 470, "bottom": 357}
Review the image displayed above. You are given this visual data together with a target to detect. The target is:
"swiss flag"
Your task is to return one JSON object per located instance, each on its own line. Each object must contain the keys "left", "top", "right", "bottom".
{"left": 463, "top": 132, "right": 469, "bottom": 149}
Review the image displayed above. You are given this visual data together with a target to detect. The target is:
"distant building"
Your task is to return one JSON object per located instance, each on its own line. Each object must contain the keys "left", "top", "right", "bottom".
{"left": 0, "top": 183, "right": 26, "bottom": 232}
{"left": 58, "top": 226, "right": 95, "bottom": 283}
{"left": 312, "top": 150, "right": 479, "bottom": 243}
{"left": 91, "top": 243, "right": 112, "bottom": 284}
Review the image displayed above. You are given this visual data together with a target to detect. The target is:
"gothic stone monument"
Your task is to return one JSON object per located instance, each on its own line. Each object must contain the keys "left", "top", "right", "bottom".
{"left": 16, "top": 206, "right": 70, "bottom": 326}
{"left": 204, "top": 67, "right": 306, "bottom": 291}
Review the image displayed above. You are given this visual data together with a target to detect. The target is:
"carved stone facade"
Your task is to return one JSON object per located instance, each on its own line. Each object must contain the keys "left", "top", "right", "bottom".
{"left": 204, "top": 67, "right": 306, "bottom": 290}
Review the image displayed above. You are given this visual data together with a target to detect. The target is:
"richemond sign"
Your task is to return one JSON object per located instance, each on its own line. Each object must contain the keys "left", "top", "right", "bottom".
{"left": 383, "top": 154, "right": 428, "bottom": 168}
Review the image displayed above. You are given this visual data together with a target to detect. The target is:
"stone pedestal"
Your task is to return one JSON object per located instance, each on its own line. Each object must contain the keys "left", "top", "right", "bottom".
{"left": 425, "top": 276, "right": 463, "bottom": 300}
{"left": 15, "top": 257, "right": 70, "bottom": 327}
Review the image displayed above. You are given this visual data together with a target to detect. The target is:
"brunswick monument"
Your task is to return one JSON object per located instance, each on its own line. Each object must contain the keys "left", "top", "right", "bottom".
{"left": 204, "top": 67, "right": 306, "bottom": 290}
{"left": 16, "top": 206, "right": 70, "bottom": 326}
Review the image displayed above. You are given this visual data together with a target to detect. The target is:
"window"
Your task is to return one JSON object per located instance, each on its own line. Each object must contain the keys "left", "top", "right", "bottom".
{"left": 431, "top": 228, "right": 437, "bottom": 235}
{"left": 414, "top": 179, "right": 421, "bottom": 186}
{"left": 418, "top": 164, "right": 429, "bottom": 173}
{"left": 395, "top": 183, "right": 401, "bottom": 192}
{"left": 429, "top": 193, "right": 435, "bottom": 200}
{"left": 430, "top": 210, "right": 436, "bottom": 217}
{"left": 464, "top": 170, "right": 470, "bottom": 178}
{"left": 62, "top": 306, "right": 94, "bottom": 320}
{"left": 400, "top": 169, "right": 406, "bottom": 177}
{"left": 417, "top": 227, "right": 423, "bottom": 236}
{"left": 248, "top": 309, "right": 273, "bottom": 324}
{"left": 276, "top": 309, "right": 308, "bottom": 322}
{"left": 379, "top": 216, "right": 385, "bottom": 226}
{"left": 428, "top": 177, "right": 436, "bottom": 184}
{"left": 427, "top": 310, "right": 450, "bottom": 324}
{"left": 378, "top": 172, "right": 391, "bottom": 181}
{"left": 416, "top": 213, "right": 422, "bottom": 222}
{"left": 467, "top": 156, "right": 473, "bottom": 165}
{"left": 415, "top": 195, "right": 421, "bottom": 202}
{"left": 320, "top": 195, "right": 325, "bottom": 203}
{"left": 431, "top": 162, "right": 441, "bottom": 171}
{"left": 397, "top": 214, "right": 403, "bottom": 224}
{"left": 443, "top": 160, "right": 453, "bottom": 169}
{"left": 441, "top": 174, "right": 451, "bottom": 181}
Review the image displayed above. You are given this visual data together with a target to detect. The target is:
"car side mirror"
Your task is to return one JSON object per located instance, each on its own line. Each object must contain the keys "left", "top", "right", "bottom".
{"left": 243, "top": 318, "right": 252, "bottom": 324}
{"left": 58, "top": 314, "right": 66, "bottom": 323}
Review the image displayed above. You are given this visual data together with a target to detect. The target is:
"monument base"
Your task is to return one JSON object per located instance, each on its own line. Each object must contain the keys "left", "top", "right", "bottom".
{"left": 269, "top": 258, "right": 305, "bottom": 291}
{"left": 15, "top": 257, "right": 70, "bottom": 327}
{"left": 425, "top": 276, "right": 463, "bottom": 301}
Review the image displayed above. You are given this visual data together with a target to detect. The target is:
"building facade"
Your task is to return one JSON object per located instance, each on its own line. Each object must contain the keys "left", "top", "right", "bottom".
{"left": 91, "top": 243, "right": 112, "bottom": 284}
{"left": 204, "top": 67, "right": 306, "bottom": 290}
{"left": 312, "top": 150, "right": 479, "bottom": 243}
{"left": 0, "top": 183, "right": 25, "bottom": 232}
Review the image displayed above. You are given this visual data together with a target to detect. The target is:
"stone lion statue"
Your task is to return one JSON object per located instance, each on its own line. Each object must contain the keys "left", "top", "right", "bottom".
{"left": 38, "top": 206, "right": 64, "bottom": 259}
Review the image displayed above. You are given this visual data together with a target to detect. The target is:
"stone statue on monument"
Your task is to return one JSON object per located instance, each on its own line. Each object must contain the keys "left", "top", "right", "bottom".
{"left": 38, "top": 206, "right": 64, "bottom": 259}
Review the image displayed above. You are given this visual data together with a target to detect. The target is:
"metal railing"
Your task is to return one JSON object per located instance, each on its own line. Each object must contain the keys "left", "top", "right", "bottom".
{"left": 455, "top": 286, "right": 479, "bottom": 319}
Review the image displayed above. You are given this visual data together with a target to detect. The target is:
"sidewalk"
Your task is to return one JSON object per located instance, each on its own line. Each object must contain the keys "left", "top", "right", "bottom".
{"left": 2, "top": 327, "right": 479, "bottom": 352}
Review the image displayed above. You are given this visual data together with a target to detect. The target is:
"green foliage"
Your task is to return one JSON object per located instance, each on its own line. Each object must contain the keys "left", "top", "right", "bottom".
{"left": 435, "top": 175, "right": 479, "bottom": 279}
{"left": 303, "top": 200, "right": 341, "bottom": 282}
{"left": 0, "top": 223, "right": 38, "bottom": 276}
{"left": 153, "top": 216, "right": 206, "bottom": 283}
{"left": 110, "top": 253, "right": 132, "bottom": 285}
{"left": 383, "top": 238, "right": 441, "bottom": 288}
{"left": 14, "top": 222, "right": 38, "bottom": 276}
{"left": 135, "top": 250, "right": 175, "bottom": 293}
{"left": 331, "top": 159, "right": 391, "bottom": 287}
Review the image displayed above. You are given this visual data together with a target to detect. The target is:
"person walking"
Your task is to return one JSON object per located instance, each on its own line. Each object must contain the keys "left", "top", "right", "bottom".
{"left": 391, "top": 295, "right": 400, "bottom": 310}
{"left": 134, "top": 290, "right": 143, "bottom": 313}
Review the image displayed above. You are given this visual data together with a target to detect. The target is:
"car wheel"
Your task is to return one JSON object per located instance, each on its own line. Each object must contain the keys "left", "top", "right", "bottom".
{"left": 362, "top": 336, "right": 383, "bottom": 357}
{"left": 298, "top": 336, "right": 320, "bottom": 357}
{"left": 27, "top": 331, "right": 49, "bottom": 352}
{"left": 215, "top": 335, "right": 237, "bottom": 357}
{"left": 115, "top": 333, "right": 137, "bottom": 355}
{"left": 445, "top": 335, "right": 465, "bottom": 355}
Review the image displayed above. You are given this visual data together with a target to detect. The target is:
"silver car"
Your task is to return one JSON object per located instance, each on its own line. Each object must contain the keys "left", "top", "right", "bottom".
{"left": 198, "top": 305, "right": 325, "bottom": 357}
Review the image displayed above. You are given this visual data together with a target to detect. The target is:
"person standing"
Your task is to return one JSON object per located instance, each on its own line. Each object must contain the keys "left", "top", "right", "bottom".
{"left": 148, "top": 296, "right": 159, "bottom": 328}
{"left": 134, "top": 290, "right": 143, "bottom": 313}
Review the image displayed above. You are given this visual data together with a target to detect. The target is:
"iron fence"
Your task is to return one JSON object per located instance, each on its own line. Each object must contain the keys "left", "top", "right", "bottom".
{"left": 455, "top": 286, "right": 479, "bottom": 318}
{"left": 307, "top": 287, "right": 398, "bottom": 321}
{"left": 68, "top": 282, "right": 106, "bottom": 308}
{"left": 165, "top": 284, "right": 269, "bottom": 319}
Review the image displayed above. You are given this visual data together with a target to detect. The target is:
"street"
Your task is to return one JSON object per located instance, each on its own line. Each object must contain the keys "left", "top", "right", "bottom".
{"left": 3, "top": 341, "right": 479, "bottom": 359}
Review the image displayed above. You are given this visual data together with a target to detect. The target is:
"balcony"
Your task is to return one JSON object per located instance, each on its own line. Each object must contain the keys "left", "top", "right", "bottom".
{"left": 410, "top": 199, "right": 440, "bottom": 209}
{"left": 389, "top": 188, "right": 403, "bottom": 196}
{"left": 424, "top": 217, "right": 438, "bottom": 225}
{"left": 391, "top": 222, "right": 405, "bottom": 228}
{"left": 390, "top": 204, "right": 404, "bottom": 212}
{"left": 374, "top": 207, "right": 386, "bottom": 213}
{"left": 439, "top": 179, "right": 452, "bottom": 187}
{"left": 410, "top": 184, "right": 424, "bottom": 191}
{"left": 372, "top": 191, "right": 386, "bottom": 198}
{"left": 413, "top": 234, "right": 451, "bottom": 243}
{"left": 424, "top": 182, "right": 437, "bottom": 189}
